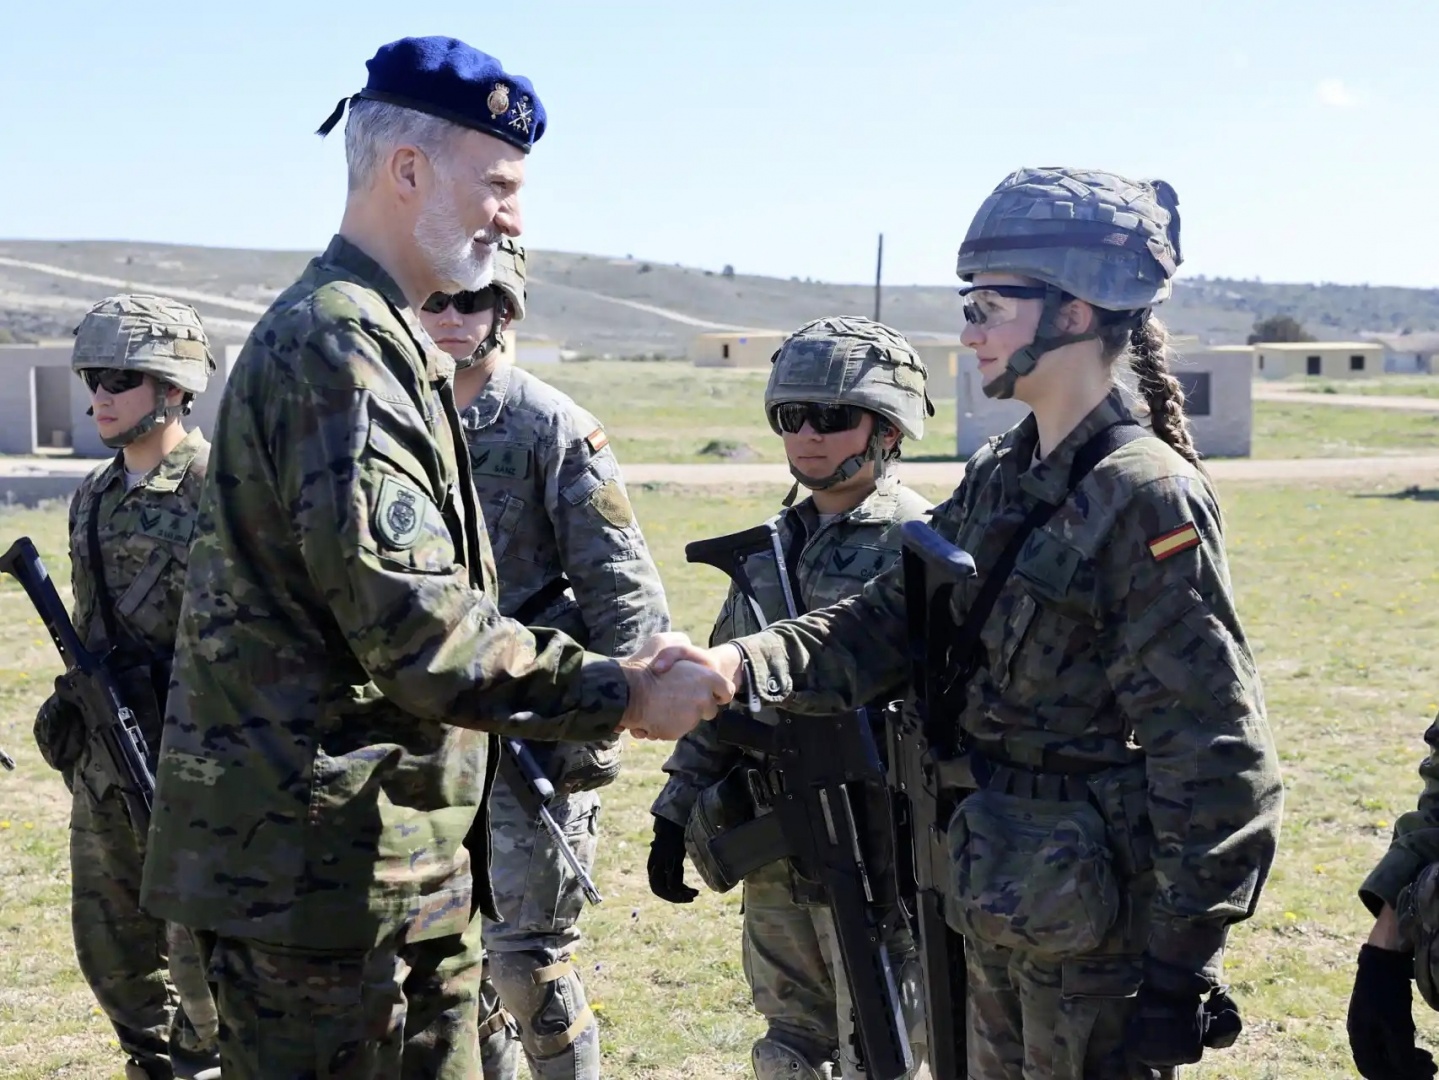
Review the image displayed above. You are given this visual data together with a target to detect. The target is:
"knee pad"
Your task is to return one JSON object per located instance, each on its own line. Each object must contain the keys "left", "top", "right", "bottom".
{"left": 489, "top": 951, "right": 596, "bottom": 1062}
{"left": 478, "top": 1005, "right": 523, "bottom": 1080}
{"left": 751, "top": 1035, "right": 835, "bottom": 1080}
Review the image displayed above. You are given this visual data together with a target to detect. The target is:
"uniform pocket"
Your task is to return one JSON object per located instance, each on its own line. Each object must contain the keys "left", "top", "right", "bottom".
{"left": 947, "top": 789, "right": 1120, "bottom": 958}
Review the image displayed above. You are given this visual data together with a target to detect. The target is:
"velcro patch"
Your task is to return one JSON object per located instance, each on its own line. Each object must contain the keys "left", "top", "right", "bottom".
{"left": 375, "top": 477, "right": 427, "bottom": 549}
{"left": 470, "top": 445, "right": 532, "bottom": 480}
{"left": 1148, "top": 523, "right": 1200, "bottom": 562}
{"left": 589, "top": 479, "right": 634, "bottom": 528}
{"left": 135, "top": 508, "right": 195, "bottom": 547}
{"left": 585, "top": 427, "right": 609, "bottom": 454}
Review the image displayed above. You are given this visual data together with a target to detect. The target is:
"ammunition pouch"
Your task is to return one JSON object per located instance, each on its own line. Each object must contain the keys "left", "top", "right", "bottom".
{"left": 946, "top": 787, "right": 1120, "bottom": 957}
{"left": 685, "top": 763, "right": 763, "bottom": 894}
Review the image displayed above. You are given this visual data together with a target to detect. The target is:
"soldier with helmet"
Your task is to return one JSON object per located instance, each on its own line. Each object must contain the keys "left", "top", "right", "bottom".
{"left": 647, "top": 316, "right": 934, "bottom": 1080}
{"left": 645, "top": 168, "right": 1283, "bottom": 1078}
{"left": 417, "top": 239, "right": 670, "bottom": 1080}
{"left": 32, "top": 293, "right": 221, "bottom": 1080}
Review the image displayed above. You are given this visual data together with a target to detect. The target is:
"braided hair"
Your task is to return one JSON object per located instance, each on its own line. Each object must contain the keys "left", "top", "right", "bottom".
{"left": 1097, "top": 310, "right": 1203, "bottom": 468}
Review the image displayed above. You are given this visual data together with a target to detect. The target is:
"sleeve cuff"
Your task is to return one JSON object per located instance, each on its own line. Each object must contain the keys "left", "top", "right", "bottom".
{"left": 1146, "top": 918, "right": 1228, "bottom": 988}
{"left": 1361, "top": 849, "right": 1432, "bottom": 916}
{"left": 733, "top": 633, "right": 791, "bottom": 704}
{"left": 561, "top": 655, "right": 629, "bottom": 741}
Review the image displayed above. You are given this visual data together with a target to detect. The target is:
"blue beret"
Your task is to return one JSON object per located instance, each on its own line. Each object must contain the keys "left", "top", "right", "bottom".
{"left": 316, "top": 36, "right": 546, "bottom": 153}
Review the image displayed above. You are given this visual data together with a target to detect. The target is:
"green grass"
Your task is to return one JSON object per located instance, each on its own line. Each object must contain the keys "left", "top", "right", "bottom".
{"left": 1250, "top": 401, "right": 1439, "bottom": 458}
{"left": 1281, "top": 376, "right": 1439, "bottom": 400}
{"left": 5, "top": 481, "right": 1439, "bottom": 1077}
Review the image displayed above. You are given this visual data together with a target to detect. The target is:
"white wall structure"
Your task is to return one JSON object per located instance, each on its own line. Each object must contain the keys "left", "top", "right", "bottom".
{"left": 1253, "top": 341, "right": 1384, "bottom": 379}
{"left": 954, "top": 346, "right": 1254, "bottom": 458}
{"left": 1364, "top": 331, "right": 1439, "bottom": 374}
{"left": 517, "top": 336, "right": 562, "bottom": 365}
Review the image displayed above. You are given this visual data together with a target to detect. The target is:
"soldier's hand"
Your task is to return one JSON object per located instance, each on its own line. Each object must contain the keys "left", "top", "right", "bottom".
{"left": 1349, "top": 944, "right": 1438, "bottom": 1080}
{"left": 651, "top": 642, "right": 745, "bottom": 688}
{"left": 647, "top": 816, "right": 698, "bottom": 904}
{"left": 33, "top": 691, "right": 85, "bottom": 773}
{"left": 626, "top": 631, "right": 694, "bottom": 664}
{"left": 619, "top": 659, "right": 733, "bottom": 741}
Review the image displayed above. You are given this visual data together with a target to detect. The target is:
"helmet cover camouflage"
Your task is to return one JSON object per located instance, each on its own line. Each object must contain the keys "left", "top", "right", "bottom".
{"left": 491, "top": 238, "right": 526, "bottom": 323}
{"left": 955, "top": 167, "right": 1183, "bottom": 311}
{"left": 71, "top": 294, "right": 216, "bottom": 394}
{"left": 764, "top": 316, "right": 932, "bottom": 441}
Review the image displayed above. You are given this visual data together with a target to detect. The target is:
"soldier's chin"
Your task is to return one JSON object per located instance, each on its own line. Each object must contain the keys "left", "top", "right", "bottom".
{"left": 434, "top": 250, "right": 494, "bottom": 295}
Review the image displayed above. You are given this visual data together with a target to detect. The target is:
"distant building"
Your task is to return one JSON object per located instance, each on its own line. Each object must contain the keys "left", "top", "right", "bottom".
{"left": 953, "top": 345, "right": 1254, "bottom": 458}
{"left": 1363, "top": 331, "right": 1439, "bottom": 374}
{"left": 689, "top": 330, "right": 788, "bottom": 368}
{"left": 1252, "top": 340, "right": 1383, "bottom": 379}
{"left": 907, "top": 335, "right": 970, "bottom": 403}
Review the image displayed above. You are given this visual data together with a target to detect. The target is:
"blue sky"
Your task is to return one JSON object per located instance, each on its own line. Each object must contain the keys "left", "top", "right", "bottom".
{"left": 3, "top": 0, "right": 1434, "bottom": 287}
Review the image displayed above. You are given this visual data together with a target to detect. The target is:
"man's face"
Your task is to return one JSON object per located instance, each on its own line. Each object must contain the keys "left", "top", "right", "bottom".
{"left": 82, "top": 368, "right": 163, "bottom": 442}
{"left": 414, "top": 129, "right": 526, "bottom": 294}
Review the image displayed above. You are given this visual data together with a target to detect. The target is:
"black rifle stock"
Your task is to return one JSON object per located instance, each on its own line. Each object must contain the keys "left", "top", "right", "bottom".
{"left": 888, "top": 520, "right": 977, "bottom": 1080}
{"left": 686, "top": 522, "right": 914, "bottom": 1080}
{"left": 500, "top": 736, "right": 603, "bottom": 905}
{"left": 0, "top": 536, "right": 155, "bottom": 836}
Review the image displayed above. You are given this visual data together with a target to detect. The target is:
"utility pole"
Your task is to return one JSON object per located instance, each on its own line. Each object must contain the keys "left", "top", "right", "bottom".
{"left": 873, "top": 233, "right": 884, "bottom": 322}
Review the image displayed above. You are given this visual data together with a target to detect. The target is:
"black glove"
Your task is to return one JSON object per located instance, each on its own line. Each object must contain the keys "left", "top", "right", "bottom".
{"left": 32, "top": 679, "right": 86, "bottom": 774}
{"left": 1349, "top": 944, "right": 1439, "bottom": 1080}
{"left": 1127, "top": 979, "right": 1243, "bottom": 1067}
{"left": 647, "top": 816, "right": 697, "bottom": 904}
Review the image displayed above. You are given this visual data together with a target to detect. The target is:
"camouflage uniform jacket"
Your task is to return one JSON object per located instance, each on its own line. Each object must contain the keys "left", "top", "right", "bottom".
{"left": 652, "top": 483, "right": 933, "bottom": 829}
{"left": 1361, "top": 714, "right": 1439, "bottom": 913}
{"left": 67, "top": 429, "right": 209, "bottom": 797}
{"left": 141, "top": 236, "right": 630, "bottom": 952}
{"left": 733, "top": 390, "right": 1282, "bottom": 982}
{"left": 460, "top": 362, "right": 669, "bottom": 660}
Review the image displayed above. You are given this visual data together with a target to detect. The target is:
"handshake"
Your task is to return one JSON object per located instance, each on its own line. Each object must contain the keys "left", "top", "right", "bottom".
{"left": 616, "top": 633, "right": 747, "bottom": 741}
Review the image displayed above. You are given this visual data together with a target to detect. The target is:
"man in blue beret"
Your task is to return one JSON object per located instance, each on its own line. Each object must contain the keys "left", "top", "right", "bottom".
{"left": 140, "top": 35, "right": 731, "bottom": 1080}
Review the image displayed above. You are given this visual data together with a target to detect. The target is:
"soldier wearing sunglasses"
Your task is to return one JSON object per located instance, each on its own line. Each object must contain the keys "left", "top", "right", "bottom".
{"left": 418, "top": 239, "right": 669, "bottom": 1080}
{"left": 649, "top": 317, "right": 934, "bottom": 1080}
{"left": 33, "top": 294, "right": 221, "bottom": 1080}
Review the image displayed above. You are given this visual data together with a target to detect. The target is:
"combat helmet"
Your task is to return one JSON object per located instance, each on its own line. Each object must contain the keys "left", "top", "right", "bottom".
{"left": 764, "top": 315, "right": 932, "bottom": 494}
{"left": 955, "top": 167, "right": 1183, "bottom": 400}
{"left": 71, "top": 294, "right": 216, "bottom": 448}
{"left": 458, "top": 237, "right": 527, "bottom": 370}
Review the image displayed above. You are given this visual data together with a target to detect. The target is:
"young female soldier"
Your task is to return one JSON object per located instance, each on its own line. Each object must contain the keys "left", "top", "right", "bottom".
{"left": 648, "top": 168, "right": 1283, "bottom": 1079}
{"left": 33, "top": 294, "right": 221, "bottom": 1080}
{"left": 418, "top": 240, "right": 670, "bottom": 1080}
{"left": 648, "top": 316, "right": 933, "bottom": 1080}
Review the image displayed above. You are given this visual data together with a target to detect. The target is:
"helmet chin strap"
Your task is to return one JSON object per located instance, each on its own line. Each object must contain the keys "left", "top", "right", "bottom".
{"left": 782, "top": 424, "right": 898, "bottom": 506}
{"left": 982, "top": 285, "right": 1104, "bottom": 401}
{"left": 97, "top": 382, "right": 187, "bottom": 449}
{"left": 455, "top": 295, "right": 510, "bottom": 372}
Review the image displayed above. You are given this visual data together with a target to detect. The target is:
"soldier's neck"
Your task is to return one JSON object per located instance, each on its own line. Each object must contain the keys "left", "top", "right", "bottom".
{"left": 338, "top": 201, "right": 434, "bottom": 309}
{"left": 453, "top": 354, "right": 502, "bottom": 410}
{"left": 122, "top": 421, "right": 186, "bottom": 476}
{"left": 808, "top": 475, "right": 875, "bottom": 517}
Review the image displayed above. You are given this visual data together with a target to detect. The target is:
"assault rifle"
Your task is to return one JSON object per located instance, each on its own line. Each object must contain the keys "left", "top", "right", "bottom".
{"left": 685, "top": 522, "right": 913, "bottom": 1080}
{"left": 885, "top": 520, "right": 977, "bottom": 1080}
{"left": 0, "top": 536, "right": 155, "bottom": 836}
{"left": 500, "top": 736, "right": 603, "bottom": 905}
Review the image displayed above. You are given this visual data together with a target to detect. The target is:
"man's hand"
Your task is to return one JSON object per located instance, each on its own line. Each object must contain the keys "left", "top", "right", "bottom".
{"left": 647, "top": 816, "right": 698, "bottom": 904}
{"left": 652, "top": 642, "right": 745, "bottom": 688}
{"left": 626, "top": 631, "right": 694, "bottom": 664}
{"left": 1349, "top": 937, "right": 1438, "bottom": 1080}
{"left": 619, "top": 657, "right": 734, "bottom": 741}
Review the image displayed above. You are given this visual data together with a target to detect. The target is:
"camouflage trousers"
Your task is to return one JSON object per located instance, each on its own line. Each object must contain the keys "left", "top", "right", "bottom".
{"left": 206, "top": 911, "right": 485, "bottom": 1080}
{"left": 480, "top": 768, "right": 602, "bottom": 1080}
{"left": 741, "top": 858, "right": 929, "bottom": 1080}
{"left": 965, "top": 938, "right": 1173, "bottom": 1080}
{"left": 69, "top": 767, "right": 216, "bottom": 1077}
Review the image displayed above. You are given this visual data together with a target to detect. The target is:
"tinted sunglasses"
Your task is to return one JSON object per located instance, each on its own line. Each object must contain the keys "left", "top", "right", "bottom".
{"left": 422, "top": 289, "right": 497, "bottom": 316}
{"left": 957, "top": 283, "right": 1050, "bottom": 327}
{"left": 81, "top": 368, "right": 147, "bottom": 394}
{"left": 773, "top": 402, "right": 865, "bottom": 435}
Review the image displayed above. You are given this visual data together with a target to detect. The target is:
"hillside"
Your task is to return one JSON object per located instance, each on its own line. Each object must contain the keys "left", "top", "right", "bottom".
{"left": 2, "top": 238, "right": 1437, "bottom": 355}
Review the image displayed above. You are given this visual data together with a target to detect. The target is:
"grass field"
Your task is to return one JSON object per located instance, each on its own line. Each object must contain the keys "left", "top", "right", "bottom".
{"left": 1288, "top": 376, "right": 1439, "bottom": 400}
{"left": 4, "top": 473, "right": 1439, "bottom": 1077}
{"left": 522, "top": 362, "right": 1439, "bottom": 464}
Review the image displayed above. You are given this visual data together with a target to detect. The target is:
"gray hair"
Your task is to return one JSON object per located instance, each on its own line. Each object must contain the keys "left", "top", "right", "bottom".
{"left": 344, "top": 99, "right": 464, "bottom": 192}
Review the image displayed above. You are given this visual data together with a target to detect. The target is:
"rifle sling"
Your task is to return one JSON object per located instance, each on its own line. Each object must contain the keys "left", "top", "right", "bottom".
{"left": 85, "top": 473, "right": 123, "bottom": 653}
{"left": 947, "top": 422, "right": 1147, "bottom": 685}
{"left": 510, "top": 575, "right": 573, "bottom": 627}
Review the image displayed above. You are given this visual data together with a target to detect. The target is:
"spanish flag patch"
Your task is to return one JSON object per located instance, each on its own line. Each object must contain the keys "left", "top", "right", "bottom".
{"left": 1148, "top": 523, "right": 1201, "bottom": 561}
{"left": 585, "top": 427, "right": 609, "bottom": 454}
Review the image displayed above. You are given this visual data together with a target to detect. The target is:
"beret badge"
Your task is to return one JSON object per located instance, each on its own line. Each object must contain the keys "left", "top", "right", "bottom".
{"left": 487, "top": 84, "right": 510, "bottom": 119}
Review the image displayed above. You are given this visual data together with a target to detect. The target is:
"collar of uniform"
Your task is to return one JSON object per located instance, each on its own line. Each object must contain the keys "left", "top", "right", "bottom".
{"left": 1018, "top": 388, "right": 1135, "bottom": 503}
{"left": 785, "top": 483, "right": 904, "bottom": 531}
{"left": 144, "top": 429, "right": 208, "bottom": 492}
{"left": 320, "top": 235, "right": 455, "bottom": 384}
{"left": 461, "top": 360, "right": 515, "bottom": 431}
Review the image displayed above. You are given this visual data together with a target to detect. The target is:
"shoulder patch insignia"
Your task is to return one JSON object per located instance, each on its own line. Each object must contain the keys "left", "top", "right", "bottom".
{"left": 1148, "top": 523, "right": 1200, "bottom": 561}
{"left": 589, "top": 478, "right": 634, "bottom": 528}
{"left": 375, "top": 477, "right": 427, "bottom": 549}
{"left": 585, "top": 427, "right": 609, "bottom": 454}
